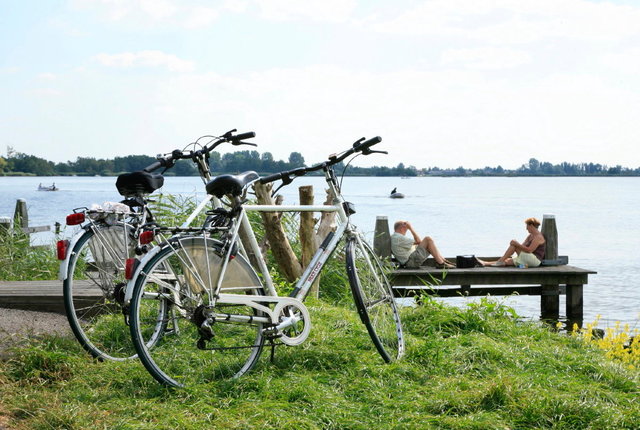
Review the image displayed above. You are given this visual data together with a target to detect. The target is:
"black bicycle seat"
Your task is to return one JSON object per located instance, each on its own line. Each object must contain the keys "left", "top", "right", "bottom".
{"left": 116, "top": 171, "right": 164, "bottom": 197}
{"left": 206, "top": 171, "right": 259, "bottom": 198}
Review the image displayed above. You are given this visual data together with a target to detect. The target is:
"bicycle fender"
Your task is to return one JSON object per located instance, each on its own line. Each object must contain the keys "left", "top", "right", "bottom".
{"left": 123, "top": 243, "right": 164, "bottom": 305}
{"left": 58, "top": 227, "right": 91, "bottom": 281}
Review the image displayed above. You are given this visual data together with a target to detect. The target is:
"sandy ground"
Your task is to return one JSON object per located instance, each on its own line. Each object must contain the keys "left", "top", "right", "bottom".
{"left": 0, "top": 308, "right": 72, "bottom": 360}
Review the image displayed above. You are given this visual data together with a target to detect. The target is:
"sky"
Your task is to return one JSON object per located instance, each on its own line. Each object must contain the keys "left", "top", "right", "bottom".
{"left": 2, "top": 0, "right": 640, "bottom": 170}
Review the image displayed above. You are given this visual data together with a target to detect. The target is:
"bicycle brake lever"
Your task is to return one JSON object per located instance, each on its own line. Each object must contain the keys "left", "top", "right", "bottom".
{"left": 362, "top": 149, "right": 387, "bottom": 155}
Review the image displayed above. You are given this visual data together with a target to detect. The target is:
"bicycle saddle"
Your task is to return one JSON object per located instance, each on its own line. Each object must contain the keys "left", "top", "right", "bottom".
{"left": 116, "top": 171, "right": 165, "bottom": 197}
{"left": 206, "top": 171, "right": 259, "bottom": 198}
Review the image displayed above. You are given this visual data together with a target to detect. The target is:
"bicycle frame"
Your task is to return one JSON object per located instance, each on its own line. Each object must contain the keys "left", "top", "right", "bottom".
{"left": 187, "top": 167, "right": 371, "bottom": 346}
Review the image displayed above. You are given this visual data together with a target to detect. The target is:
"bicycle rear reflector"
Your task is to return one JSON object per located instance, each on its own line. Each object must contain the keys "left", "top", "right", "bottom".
{"left": 125, "top": 258, "right": 139, "bottom": 280}
{"left": 57, "top": 240, "right": 69, "bottom": 260}
{"left": 139, "top": 230, "right": 154, "bottom": 245}
{"left": 66, "top": 213, "right": 85, "bottom": 225}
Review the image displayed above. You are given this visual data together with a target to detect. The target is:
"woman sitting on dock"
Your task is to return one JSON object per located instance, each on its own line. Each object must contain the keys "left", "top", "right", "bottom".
{"left": 477, "top": 217, "right": 545, "bottom": 267}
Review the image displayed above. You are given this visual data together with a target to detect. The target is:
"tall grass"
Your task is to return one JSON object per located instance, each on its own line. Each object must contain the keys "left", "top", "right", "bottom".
{"left": 0, "top": 228, "right": 59, "bottom": 280}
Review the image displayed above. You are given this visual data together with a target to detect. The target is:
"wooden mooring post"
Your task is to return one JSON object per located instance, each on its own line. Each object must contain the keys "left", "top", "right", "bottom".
{"left": 2, "top": 199, "right": 52, "bottom": 239}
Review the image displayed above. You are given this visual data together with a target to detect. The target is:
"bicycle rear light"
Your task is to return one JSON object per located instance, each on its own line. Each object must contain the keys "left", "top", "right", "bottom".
{"left": 139, "top": 230, "right": 154, "bottom": 245}
{"left": 56, "top": 240, "right": 69, "bottom": 260}
{"left": 125, "top": 258, "right": 139, "bottom": 280}
{"left": 66, "top": 213, "right": 85, "bottom": 225}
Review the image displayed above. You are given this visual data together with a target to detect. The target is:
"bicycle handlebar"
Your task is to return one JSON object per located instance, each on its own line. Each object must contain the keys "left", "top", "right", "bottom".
{"left": 259, "top": 136, "right": 384, "bottom": 185}
{"left": 142, "top": 129, "right": 256, "bottom": 173}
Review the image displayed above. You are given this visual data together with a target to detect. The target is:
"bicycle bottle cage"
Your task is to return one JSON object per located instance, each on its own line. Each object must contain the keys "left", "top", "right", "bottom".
{"left": 116, "top": 171, "right": 165, "bottom": 197}
{"left": 206, "top": 171, "right": 259, "bottom": 198}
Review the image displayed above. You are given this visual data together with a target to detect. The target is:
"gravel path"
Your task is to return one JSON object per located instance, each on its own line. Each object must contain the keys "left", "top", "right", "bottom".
{"left": 0, "top": 309, "right": 71, "bottom": 359}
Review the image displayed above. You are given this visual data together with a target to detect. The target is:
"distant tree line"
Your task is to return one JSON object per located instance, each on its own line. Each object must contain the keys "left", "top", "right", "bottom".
{"left": 424, "top": 158, "right": 640, "bottom": 176}
{"left": 0, "top": 148, "right": 638, "bottom": 177}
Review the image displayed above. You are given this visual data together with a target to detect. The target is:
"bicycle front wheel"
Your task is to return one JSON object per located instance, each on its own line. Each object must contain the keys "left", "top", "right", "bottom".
{"left": 129, "top": 236, "right": 267, "bottom": 388}
{"left": 63, "top": 224, "right": 140, "bottom": 361}
{"left": 345, "top": 237, "right": 404, "bottom": 362}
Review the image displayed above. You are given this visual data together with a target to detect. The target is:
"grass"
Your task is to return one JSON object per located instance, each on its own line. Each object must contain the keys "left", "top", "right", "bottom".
{"left": 1, "top": 297, "right": 639, "bottom": 429}
{"left": 0, "top": 229, "right": 59, "bottom": 281}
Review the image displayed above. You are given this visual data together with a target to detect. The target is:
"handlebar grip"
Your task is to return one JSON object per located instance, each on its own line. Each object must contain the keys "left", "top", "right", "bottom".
{"left": 359, "top": 136, "right": 382, "bottom": 150}
{"left": 232, "top": 131, "right": 256, "bottom": 142}
{"left": 143, "top": 161, "right": 164, "bottom": 172}
{"left": 259, "top": 172, "right": 285, "bottom": 184}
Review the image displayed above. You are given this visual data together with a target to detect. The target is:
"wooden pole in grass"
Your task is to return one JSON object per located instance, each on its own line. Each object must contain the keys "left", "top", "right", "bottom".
{"left": 299, "top": 185, "right": 319, "bottom": 298}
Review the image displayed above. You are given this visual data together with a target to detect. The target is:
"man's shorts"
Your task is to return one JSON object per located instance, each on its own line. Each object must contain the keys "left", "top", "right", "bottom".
{"left": 513, "top": 252, "right": 541, "bottom": 268}
{"left": 405, "top": 247, "right": 430, "bottom": 268}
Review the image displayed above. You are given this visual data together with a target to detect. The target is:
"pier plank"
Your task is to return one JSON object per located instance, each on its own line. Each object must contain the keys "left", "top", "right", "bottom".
{"left": 0, "top": 280, "right": 99, "bottom": 314}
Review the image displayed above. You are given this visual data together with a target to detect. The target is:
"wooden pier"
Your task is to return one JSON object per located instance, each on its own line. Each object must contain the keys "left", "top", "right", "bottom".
{"left": 391, "top": 264, "right": 596, "bottom": 322}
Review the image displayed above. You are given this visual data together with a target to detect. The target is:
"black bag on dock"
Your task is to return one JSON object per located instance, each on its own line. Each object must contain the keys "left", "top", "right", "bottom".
{"left": 456, "top": 255, "right": 478, "bottom": 268}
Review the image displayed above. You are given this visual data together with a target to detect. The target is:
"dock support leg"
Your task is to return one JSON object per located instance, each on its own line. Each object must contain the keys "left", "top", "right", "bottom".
{"left": 566, "top": 284, "right": 583, "bottom": 325}
{"left": 540, "top": 284, "right": 559, "bottom": 320}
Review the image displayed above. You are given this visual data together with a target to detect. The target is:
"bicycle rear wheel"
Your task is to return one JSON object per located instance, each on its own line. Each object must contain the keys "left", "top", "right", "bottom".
{"left": 129, "top": 236, "right": 266, "bottom": 388}
{"left": 345, "top": 236, "right": 404, "bottom": 362}
{"left": 64, "top": 224, "right": 152, "bottom": 360}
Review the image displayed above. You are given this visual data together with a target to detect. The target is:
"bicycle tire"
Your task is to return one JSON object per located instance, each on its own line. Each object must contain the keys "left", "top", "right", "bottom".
{"left": 63, "top": 224, "right": 160, "bottom": 361}
{"left": 129, "top": 236, "right": 266, "bottom": 388}
{"left": 345, "top": 236, "right": 404, "bottom": 362}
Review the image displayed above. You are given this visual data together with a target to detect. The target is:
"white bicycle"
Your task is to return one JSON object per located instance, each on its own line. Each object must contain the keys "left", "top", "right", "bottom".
{"left": 125, "top": 136, "right": 405, "bottom": 387}
{"left": 57, "top": 130, "right": 256, "bottom": 361}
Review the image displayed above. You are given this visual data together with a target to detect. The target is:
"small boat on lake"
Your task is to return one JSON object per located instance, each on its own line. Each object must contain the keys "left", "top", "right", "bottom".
{"left": 389, "top": 187, "right": 405, "bottom": 199}
{"left": 37, "top": 183, "right": 59, "bottom": 191}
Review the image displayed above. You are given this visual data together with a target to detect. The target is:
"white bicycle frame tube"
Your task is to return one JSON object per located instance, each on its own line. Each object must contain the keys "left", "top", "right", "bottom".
{"left": 214, "top": 171, "right": 354, "bottom": 303}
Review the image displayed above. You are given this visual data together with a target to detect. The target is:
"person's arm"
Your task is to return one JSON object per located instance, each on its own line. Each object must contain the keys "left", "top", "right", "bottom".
{"left": 511, "top": 235, "right": 544, "bottom": 253}
{"left": 405, "top": 221, "right": 421, "bottom": 244}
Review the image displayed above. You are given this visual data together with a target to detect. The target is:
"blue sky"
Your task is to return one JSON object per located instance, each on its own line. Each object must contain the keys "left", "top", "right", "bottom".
{"left": 2, "top": 0, "right": 640, "bottom": 169}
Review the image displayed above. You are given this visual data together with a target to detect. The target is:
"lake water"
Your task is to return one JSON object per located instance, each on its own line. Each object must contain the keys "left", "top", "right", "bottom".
{"left": 1, "top": 175, "right": 639, "bottom": 328}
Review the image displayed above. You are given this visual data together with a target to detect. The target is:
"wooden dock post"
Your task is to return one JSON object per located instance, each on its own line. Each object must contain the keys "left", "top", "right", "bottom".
{"left": 0, "top": 216, "right": 10, "bottom": 236}
{"left": 13, "top": 198, "right": 28, "bottom": 229}
{"left": 373, "top": 216, "right": 391, "bottom": 259}
{"left": 542, "top": 214, "right": 558, "bottom": 261}
{"left": 540, "top": 284, "right": 560, "bottom": 319}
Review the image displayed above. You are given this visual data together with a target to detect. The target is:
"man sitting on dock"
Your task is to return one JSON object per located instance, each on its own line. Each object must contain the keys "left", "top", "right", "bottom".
{"left": 391, "top": 220, "right": 454, "bottom": 268}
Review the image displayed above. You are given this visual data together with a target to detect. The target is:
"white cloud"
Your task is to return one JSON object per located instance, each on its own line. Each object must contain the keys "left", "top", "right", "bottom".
{"left": 255, "top": 0, "right": 357, "bottom": 23}
{"left": 601, "top": 48, "right": 640, "bottom": 74}
{"left": 182, "top": 6, "right": 220, "bottom": 29}
{"left": 93, "top": 51, "right": 195, "bottom": 72}
{"left": 28, "top": 88, "right": 64, "bottom": 97}
{"left": 38, "top": 73, "right": 57, "bottom": 80}
{"left": 72, "top": 0, "right": 219, "bottom": 28}
{"left": 370, "top": 0, "right": 640, "bottom": 44}
{"left": 0, "top": 66, "right": 21, "bottom": 75}
{"left": 440, "top": 47, "right": 531, "bottom": 70}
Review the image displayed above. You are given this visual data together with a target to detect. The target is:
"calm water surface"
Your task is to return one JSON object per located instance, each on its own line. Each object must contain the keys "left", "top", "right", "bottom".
{"left": 1, "top": 175, "right": 639, "bottom": 327}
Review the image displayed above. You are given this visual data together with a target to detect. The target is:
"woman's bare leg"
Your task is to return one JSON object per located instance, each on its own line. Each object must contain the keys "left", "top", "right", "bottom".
{"left": 478, "top": 245, "right": 517, "bottom": 266}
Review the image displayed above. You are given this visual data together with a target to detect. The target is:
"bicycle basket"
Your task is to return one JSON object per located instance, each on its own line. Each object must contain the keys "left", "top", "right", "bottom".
{"left": 87, "top": 226, "right": 135, "bottom": 274}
